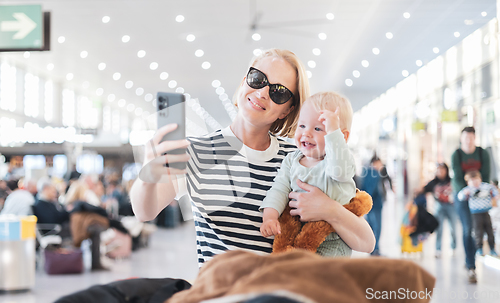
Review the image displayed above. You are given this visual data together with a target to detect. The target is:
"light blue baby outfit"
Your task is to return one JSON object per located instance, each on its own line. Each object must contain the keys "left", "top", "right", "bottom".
{"left": 260, "top": 129, "right": 356, "bottom": 257}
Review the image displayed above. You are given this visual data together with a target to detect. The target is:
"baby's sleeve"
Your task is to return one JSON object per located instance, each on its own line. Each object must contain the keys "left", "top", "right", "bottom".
{"left": 324, "top": 129, "right": 356, "bottom": 182}
{"left": 259, "top": 152, "right": 294, "bottom": 215}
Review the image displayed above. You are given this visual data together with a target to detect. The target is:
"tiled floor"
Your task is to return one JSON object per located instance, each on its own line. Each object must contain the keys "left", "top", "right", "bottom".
{"left": 1, "top": 192, "right": 500, "bottom": 303}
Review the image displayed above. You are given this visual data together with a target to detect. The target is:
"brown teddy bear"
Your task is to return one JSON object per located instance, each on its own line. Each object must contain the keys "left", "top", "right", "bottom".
{"left": 272, "top": 189, "right": 373, "bottom": 254}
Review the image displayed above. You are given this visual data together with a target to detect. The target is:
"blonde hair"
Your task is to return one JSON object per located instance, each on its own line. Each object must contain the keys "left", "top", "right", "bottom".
{"left": 233, "top": 49, "right": 310, "bottom": 138}
{"left": 64, "top": 180, "right": 88, "bottom": 206}
{"left": 306, "top": 91, "right": 353, "bottom": 132}
{"left": 464, "top": 170, "right": 481, "bottom": 182}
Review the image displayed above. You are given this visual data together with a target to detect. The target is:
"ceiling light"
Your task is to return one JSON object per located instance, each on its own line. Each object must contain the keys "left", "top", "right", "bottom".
{"left": 102, "top": 16, "right": 110, "bottom": 23}
{"left": 306, "top": 71, "right": 312, "bottom": 78}
{"left": 113, "top": 72, "right": 121, "bottom": 80}
{"left": 433, "top": 47, "right": 439, "bottom": 54}
{"left": 326, "top": 13, "right": 334, "bottom": 20}
{"left": 312, "top": 48, "right": 321, "bottom": 56}
{"left": 80, "top": 51, "right": 88, "bottom": 59}
{"left": 137, "top": 50, "right": 146, "bottom": 58}
{"left": 98, "top": 63, "right": 106, "bottom": 70}
{"left": 186, "top": 34, "right": 195, "bottom": 42}
{"left": 82, "top": 81, "right": 90, "bottom": 89}
{"left": 252, "top": 33, "right": 261, "bottom": 41}
{"left": 47, "top": 63, "right": 54, "bottom": 71}
{"left": 57, "top": 36, "right": 65, "bottom": 43}
{"left": 216, "top": 87, "right": 225, "bottom": 95}
{"left": 212, "top": 80, "right": 221, "bottom": 88}
{"left": 145, "top": 94, "right": 153, "bottom": 102}
{"left": 176, "top": 15, "right": 185, "bottom": 22}
{"left": 150, "top": 62, "right": 158, "bottom": 70}
{"left": 125, "top": 81, "right": 133, "bottom": 89}
{"left": 372, "top": 48, "right": 380, "bottom": 55}
{"left": 135, "top": 107, "right": 143, "bottom": 116}
{"left": 184, "top": 93, "right": 191, "bottom": 100}
{"left": 96, "top": 88, "right": 104, "bottom": 96}
{"left": 127, "top": 104, "right": 135, "bottom": 112}
{"left": 403, "top": 12, "right": 410, "bottom": 19}
{"left": 219, "top": 94, "right": 228, "bottom": 101}
{"left": 195, "top": 49, "right": 204, "bottom": 57}
{"left": 23, "top": 52, "right": 30, "bottom": 58}
{"left": 402, "top": 70, "right": 409, "bottom": 77}
{"left": 66, "top": 73, "right": 74, "bottom": 81}
{"left": 416, "top": 60, "right": 423, "bottom": 67}
{"left": 454, "top": 32, "right": 461, "bottom": 38}
{"left": 136, "top": 87, "right": 144, "bottom": 96}
{"left": 160, "top": 72, "right": 169, "bottom": 80}
{"left": 118, "top": 99, "right": 126, "bottom": 107}
{"left": 386, "top": 32, "right": 393, "bottom": 39}
{"left": 152, "top": 99, "right": 157, "bottom": 108}
{"left": 168, "top": 80, "right": 177, "bottom": 88}
{"left": 253, "top": 49, "right": 263, "bottom": 56}
{"left": 353, "top": 70, "right": 360, "bottom": 78}
{"left": 202, "top": 62, "right": 211, "bottom": 69}
{"left": 308, "top": 61, "right": 316, "bottom": 68}
{"left": 481, "top": 12, "right": 487, "bottom": 17}
{"left": 361, "top": 60, "right": 369, "bottom": 67}
{"left": 176, "top": 87, "right": 185, "bottom": 93}
{"left": 318, "top": 33, "right": 327, "bottom": 40}
{"left": 122, "top": 35, "right": 130, "bottom": 43}
{"left": 107, "top": 94, "right": 116, "bottom": 102}
{"left": 345, "top": 79, "right": 353, "bottom": 87}
{"left": 464, "top": 19, "right": 474, "bottom": 25}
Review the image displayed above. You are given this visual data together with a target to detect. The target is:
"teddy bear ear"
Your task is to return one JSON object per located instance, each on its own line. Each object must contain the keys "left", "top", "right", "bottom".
{"left": 356, "top": 188, "right": 360, "bottom": 193}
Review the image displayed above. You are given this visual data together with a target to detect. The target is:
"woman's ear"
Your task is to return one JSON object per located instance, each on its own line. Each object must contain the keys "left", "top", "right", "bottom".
{"left": 341, "top": 129, "right": 350, "bottom": 142}
{"left": 278, "top": 105, "right": 294, "bottom": 120}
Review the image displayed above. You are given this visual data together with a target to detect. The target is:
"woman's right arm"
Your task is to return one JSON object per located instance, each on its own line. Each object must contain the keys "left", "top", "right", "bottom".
{"left": 130, "top": 123, "right": 191, "bottom": 222}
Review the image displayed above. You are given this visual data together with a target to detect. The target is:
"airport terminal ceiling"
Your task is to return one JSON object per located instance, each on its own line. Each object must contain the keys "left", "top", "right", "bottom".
{"left": 0, "top": 0, "right": 497, "bottom": 124}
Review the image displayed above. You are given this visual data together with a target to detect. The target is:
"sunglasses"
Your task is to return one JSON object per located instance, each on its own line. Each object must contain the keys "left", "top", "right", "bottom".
{"left": 246, "top": 67, "right": 295, "bottom": 105}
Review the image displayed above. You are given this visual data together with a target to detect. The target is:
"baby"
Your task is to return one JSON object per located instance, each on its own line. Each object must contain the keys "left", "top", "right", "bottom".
{"left": 260, "top": 91, "right": 357, "bottom": 257}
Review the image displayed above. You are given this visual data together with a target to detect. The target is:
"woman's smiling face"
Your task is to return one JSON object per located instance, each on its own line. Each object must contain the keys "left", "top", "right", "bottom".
{"left": 236, "top": 56, "right": 297, "bottom": 129}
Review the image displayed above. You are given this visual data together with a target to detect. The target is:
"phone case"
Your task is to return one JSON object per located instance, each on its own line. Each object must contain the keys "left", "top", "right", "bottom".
{"left": 156, "top": 92, "right": 186, "bottom": 170}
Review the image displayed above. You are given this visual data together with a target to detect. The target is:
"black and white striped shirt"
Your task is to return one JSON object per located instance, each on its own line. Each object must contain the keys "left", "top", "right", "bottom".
{"left": 185, "top": 126, "right": 296, "bottom": 266}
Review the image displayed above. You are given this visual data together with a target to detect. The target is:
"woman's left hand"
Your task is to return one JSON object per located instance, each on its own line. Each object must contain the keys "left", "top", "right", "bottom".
{"left": 288, "top": 179, "right": 337, "bottom": 222}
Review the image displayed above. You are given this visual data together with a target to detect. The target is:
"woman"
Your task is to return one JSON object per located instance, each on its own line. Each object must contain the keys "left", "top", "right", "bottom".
{"left": 130, "top": 49, "right": 375, "bottom": 266}
{"left": 423, "top": 163, "right": 457, "bottom": 258}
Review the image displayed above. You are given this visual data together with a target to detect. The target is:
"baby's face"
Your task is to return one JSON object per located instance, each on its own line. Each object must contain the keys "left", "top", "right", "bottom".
{"left": 294, "top": 102, "right": 326, "bottom": 160}
{"left": 468, "top": 177, "right": 482, "bottom": 188}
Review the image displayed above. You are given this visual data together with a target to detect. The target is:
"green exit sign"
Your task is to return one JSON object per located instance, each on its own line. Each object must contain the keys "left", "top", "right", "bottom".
{"left": 0, "top": 5, "right": 50, "bottom": 51}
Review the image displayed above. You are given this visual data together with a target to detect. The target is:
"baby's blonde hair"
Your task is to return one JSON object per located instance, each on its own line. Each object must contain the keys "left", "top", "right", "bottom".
{"left": 305, "top": 91, "right": 353, "bottom": 132}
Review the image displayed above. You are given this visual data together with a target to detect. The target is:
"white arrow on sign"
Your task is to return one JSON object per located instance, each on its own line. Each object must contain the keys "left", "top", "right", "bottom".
{"left": 1, "top": 12, "right": 37, "bottom": 40}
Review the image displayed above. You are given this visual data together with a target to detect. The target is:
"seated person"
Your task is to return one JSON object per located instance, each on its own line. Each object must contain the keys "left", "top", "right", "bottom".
{"left": 0, "top": 179, "right": 35, "bottom": 216}
{"left": 33, "top": 179, "right": 69, "bottom": 225}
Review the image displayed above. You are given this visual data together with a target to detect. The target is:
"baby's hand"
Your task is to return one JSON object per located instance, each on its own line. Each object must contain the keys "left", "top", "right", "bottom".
{"left": 260, "top": 219, "right": 281, "bottom": 237}
{"left": 318, "top": 107, "right": 340, "bottom": 134}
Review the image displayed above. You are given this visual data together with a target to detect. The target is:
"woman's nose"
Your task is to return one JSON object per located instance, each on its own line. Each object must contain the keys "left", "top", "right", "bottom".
{"left": 256, "top": 85, "right": 270, "bottom": 99}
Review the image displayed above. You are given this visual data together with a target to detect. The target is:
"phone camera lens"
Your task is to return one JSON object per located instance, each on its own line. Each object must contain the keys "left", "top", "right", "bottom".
{"left": 158, "top": 96, "right": 168, "bottom": 110}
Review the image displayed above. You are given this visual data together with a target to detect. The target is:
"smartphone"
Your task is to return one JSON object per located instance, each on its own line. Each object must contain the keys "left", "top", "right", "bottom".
{"left": 157, "top": 92, "right": 186, "bottom": 170}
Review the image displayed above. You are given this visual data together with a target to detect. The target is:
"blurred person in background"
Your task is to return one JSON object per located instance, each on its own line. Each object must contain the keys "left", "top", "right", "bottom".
{"left": 422, "top": 163, "right": 456, "bottom": 258}
{"left": 0, "top": 179, "right": 35, "bottom": 216}
{"left": 451, "top": 126, "right": 490, "bottom": 284}
{"left": 32, "top": 179, "right": 69, "bottom": 225}
{"left": 63, "top": 181, "right": 90, "bottom": 211}
{"left": 360, "top": 156, "right": 383, "bottom": 256}
{"left": 0, "top": 179, "right": 10, "bottom": 211}
{"left": 79, "top": 174, "right": 101, "bottom": 206}
{"left": 19, "top": 177, "right": 38, "bottom": 199}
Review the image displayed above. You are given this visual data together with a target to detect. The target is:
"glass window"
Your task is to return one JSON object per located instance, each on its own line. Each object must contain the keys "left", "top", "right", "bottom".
{"left": 23, "top": 155, "right": 46, "bottom": 170}
{"left": 62, "top": 89, "right": 75, "bottom": 127}
{"left": 52, "top": 155, "right": 68, "bottom": 178}
{"left": 76, "top": 153, "right": 103, "bottom": 174}
{"left": 44, "top": 81, "right": 54, "bottom": 122}
{"left": 0, "top": 62, "right": 17, "bottom": 112}
{"left": 24, "top": 73, "right": 40, "bottom": 118}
